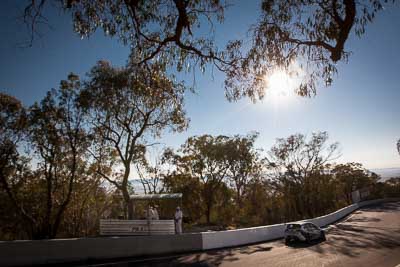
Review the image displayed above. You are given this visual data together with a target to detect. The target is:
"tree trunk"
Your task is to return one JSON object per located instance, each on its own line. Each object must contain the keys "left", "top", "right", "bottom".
{"left": 236, "top": 186, "right": 243, "bottom": 209}
{"left": 206, "top": 203, "right": 212, "bottom": 224}
{"left": 128, "top": 200, "right": 134, "bottom": 219}
{"left": 45, "top": 168, "right": 53, "bottom": 239}
{"left": 122, "top": 189, "right": 133, "bottom": 219}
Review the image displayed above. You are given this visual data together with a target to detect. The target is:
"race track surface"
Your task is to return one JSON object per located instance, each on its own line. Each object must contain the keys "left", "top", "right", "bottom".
{"left": 92, "top": 202, "right": 400, "bottom": 267}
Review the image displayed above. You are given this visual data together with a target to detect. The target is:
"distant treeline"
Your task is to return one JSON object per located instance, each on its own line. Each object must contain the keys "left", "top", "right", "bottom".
{"left": 1, "top": 63, "right": 399, "bottom": 240}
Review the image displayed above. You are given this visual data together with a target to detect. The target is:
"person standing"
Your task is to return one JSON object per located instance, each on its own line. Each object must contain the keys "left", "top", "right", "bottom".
{"left": 174, "top": 206, "right": 183, "bottom": 234}
{"left": 147, "top": 206, "right": 154, "bottom": 220}
{"left": 153, "top": 205, "right": 159, "bottom": 220}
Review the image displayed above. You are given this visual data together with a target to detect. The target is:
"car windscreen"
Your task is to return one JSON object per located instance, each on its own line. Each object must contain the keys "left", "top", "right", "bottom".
{"left": 286, "top": 224, "right": 301, "bottom": 230}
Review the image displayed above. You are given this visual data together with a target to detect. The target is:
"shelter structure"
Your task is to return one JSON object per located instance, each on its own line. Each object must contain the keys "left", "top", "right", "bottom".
{"left": 100, "top": 193, "right": 182, "bottom": 236}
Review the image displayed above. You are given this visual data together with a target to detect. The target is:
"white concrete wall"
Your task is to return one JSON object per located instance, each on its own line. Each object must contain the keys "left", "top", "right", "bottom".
{"left": 0, "top": 233, "right": 203, "bottom": 267}
{"left": 202, "top": 223, "right": 286, "bottom": 250}
{"left": 307, "top": 204, "right": 359, "bottom": 227}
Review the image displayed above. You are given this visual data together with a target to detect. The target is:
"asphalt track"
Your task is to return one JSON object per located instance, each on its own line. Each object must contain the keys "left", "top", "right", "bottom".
{"left": 89, "top": 201, "right": 400, "bottom": 267}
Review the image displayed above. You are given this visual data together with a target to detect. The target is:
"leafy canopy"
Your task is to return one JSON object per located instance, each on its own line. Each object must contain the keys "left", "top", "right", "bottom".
{"left": 24, "top": 0, "right": 396, "bottom": 100}
{"left": 225, "top": 0, "right": 396, "bottom": 100}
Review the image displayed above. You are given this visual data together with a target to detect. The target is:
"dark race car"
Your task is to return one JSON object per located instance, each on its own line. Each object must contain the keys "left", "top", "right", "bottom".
{"left": 284, "top": 222, "right": 326, "bottom": 245}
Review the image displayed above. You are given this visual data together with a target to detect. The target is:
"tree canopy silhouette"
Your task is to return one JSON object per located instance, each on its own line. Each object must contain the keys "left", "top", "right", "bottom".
{"left": 23, "top": 0, "right": 234, "bottom": 72}
{"left": 23, "top": 0, "right": 396, "bottom": 100}
{"left": 225, "top": 0, "right": 396, "bottom": 99}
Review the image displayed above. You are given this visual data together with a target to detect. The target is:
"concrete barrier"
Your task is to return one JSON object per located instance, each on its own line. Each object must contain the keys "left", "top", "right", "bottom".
{"left": 1, "top": 198, "right": 399, "bottom": 266}
{"left": 310, "top": 197, "right": 400, "bottom": 228}
{"left": 0, "top": 233, "right": 202, "bottom": 266}
{"left": 307, "top": 204, "right": 359, "bottom": 227}
{"left": 202, "top": 223, "right": 286, "bottom": 250}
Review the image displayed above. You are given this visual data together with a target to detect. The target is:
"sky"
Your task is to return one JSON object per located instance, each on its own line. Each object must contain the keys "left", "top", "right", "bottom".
{"left": 1, "top": 0, "right": 399, "bottom": 170}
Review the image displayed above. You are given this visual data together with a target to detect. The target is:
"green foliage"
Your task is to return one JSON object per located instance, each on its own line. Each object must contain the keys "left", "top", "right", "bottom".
{"left": 0, "top": 93, "right": 27, "bottom": 192}
{"left": 26, "top": 76, "right": 90, "bottom": 239}
{"left": 380, "top": 177, "right": 400, "bottom": 197}
{"left": 150, "top": 132, "right": 398, "bottom": 228}
{"left": 267, "top": 131, "right": 340, "bottom": 181}
{"left": 58, "top": 175, "right": 110, "bottom": 237}
{"left": 0, "top": 76, "right": 94, "bottom": 239}
{"left": 163, "top": 173, "right": 203, "bottom": 223}
{"left": 164, "top": 135, "right": 232, "bottom": 224}
{"left": 331, "top": 162, "right": 378, "bottom": 203}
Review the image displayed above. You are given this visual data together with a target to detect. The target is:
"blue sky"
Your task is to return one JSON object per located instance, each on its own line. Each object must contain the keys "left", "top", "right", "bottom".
{"left": 1, "top": 1, "right": 399, "bottom": 169}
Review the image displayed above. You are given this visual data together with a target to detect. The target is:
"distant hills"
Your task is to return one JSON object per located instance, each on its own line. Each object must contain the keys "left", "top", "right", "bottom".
{"left": 129, "top": 168, "right": 400, "bottom": 188}
{"left": 370, "top": 167, "right": 400, "bottom": 182}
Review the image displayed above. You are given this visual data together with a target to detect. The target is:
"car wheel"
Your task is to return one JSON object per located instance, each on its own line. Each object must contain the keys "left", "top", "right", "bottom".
{"left": 305, "top": 234, "right": 312, "bottom": 244}
{"left": 320, "top": 232, "right": 326, "bottom": 241}
{"left": 285, "top": 238, "right": 291, "bottom": 245}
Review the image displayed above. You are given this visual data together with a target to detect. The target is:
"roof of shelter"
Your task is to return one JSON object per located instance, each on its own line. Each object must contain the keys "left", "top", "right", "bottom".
{"left": 129, "top": 193, "right": 183, "bottom": 200}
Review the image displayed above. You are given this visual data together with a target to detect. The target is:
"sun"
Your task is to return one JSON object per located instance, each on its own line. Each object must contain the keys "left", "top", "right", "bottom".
{"left": 263, "top": 64, "right": 302, "bottom": 103}
{"left": 268, "top": 70, "right": 292, "bottom": 95}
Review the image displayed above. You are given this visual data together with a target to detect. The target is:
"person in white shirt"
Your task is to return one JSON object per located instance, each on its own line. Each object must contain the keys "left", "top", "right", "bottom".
{"left": 146, "top": 206, "right": 154, "bottom": 220}
{"left": 174, "top": 206, "right": 183, "bottom": 234}
{"left": 152, "top": 205, "right": 159, "bottom": 220}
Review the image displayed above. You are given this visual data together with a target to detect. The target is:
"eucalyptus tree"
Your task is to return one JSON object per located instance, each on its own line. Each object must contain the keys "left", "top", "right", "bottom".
{"left": 331, "top": 162, "right": 379, "bottom": 203}
{"left": 24, "top": 0, "right": 396, "bottom": 100}
{"left": 136, "top": 153, "right": 166, "bottom": 195}
{"left": 0, "top": 93, "right": 33, "bottom": 237}
{"left": 162, "top": 171, "right": 204, "bottom": 223}
{"left": 266, "top": 131, "right": 340, "bottom": 218}
{"left": 23, "top": 0, "right": 234, "bottom": 72}
{"left": 226, "top": 0, "right": 398, "bottom": 100}
{"left": 225, "top": 133, "right": 263, "bottom": 208}
{"left": 27, "top": 74, "right": 89, "bottom": 238}
{"left": 0, "top": 93, "right": 26, "bottom": 184}
{"left": 80, "top": 61, "right": 188, "bottom": 219}
{"left": 0, "top": 75, "right": 89, "bottom": 239}
{"left": 267, "top": 131, "right": 340, "bottom": 180}
{"left": 0, "top": 93, "right": 27, "bottom": 186}
{"left": 164, "top": 135, "right": 232, "bottom": 224}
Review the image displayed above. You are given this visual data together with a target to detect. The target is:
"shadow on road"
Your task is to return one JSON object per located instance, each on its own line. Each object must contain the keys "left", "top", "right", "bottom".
{"left": 346, "top": 216, "right": 381, "bottom": 223}
{"left": 139, "top": 245, "right": 274, "bottom": 267}
{"left": 304, "top": 218, "right": 400, "bottom": 257}
{"left": 362, "top": 202, "right": 400, "bottom": 213}
{"left": 286, "top": 239, "right": 325, "bottom": 249}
